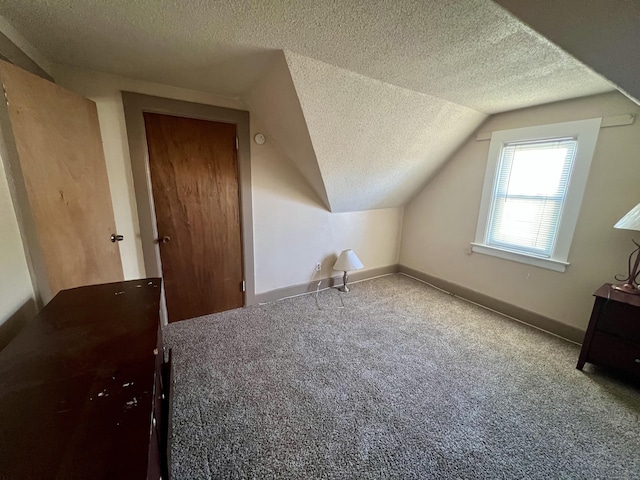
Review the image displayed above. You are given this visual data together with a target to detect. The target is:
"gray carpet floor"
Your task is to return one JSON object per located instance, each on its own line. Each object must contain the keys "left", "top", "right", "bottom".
{"left": 163, "top": 274, "right": 640, "bottom": 479}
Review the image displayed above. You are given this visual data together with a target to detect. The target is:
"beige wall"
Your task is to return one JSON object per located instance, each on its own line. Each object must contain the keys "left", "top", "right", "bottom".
{"left": 400, "top": 91, "right": 640, "bottom": 332}
{"left": 52, "top": 65, "right": 403, "bottom": 297}
{"left": 250, "top": 114, "right": 402, "bottom": 293}
{"left": 0, "top": 20, "right": 46, "bottom": 347}
{"left": 0, "top": 151, "right": 36, "bottom": 342}
{"left": 243, "top": 52, "right": 331, "bottom": 211}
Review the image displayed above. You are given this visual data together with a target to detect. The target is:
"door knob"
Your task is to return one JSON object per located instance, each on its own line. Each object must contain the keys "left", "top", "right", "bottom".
{"left": 110, "top": 234, "right": 124, "bottom": 242}
{"left": 160, "top": 236, "right": 171, "bottom": 244}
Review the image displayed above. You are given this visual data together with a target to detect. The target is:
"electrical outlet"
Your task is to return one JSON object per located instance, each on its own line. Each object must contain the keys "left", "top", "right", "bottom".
{"left": 315, "top": 262, "right": 322, "bottom": 271}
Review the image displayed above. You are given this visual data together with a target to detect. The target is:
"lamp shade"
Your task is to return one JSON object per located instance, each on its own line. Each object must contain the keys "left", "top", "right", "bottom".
{"left": 614, "top": 202, "right": 640, "bottom": 232}
{"left": 333, "top": 249, "right": 364, "bottom": 271}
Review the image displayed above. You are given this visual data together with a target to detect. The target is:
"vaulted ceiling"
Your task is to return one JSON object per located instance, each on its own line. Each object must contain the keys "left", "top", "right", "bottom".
{"left": 246, "top": 52, "right": 486, "bottom": 212}
{"left": 494, "top": 0, "right": 640, "bottom": 105}
{"left": 0, "top": 0, "right": 617, "bottom": 212}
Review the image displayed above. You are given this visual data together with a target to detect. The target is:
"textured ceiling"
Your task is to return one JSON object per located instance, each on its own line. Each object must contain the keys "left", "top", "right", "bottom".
{"left": 494, "top": 0, "right": 640, "bottom": 106}
{"left": 245, "top": 51, "right": 486, "bottom": 212}
{"left": 0, "top": 0, "right": 613, "bottom": 114}
{"left": 0, "top": 0, "right": 619, "bottom": 212}
{"left": 283, "top": 52, "right": 486, "bottom": 212}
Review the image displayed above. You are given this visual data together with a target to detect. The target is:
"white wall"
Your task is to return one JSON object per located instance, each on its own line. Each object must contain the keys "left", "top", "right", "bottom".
{"left": 52, "top": 65, "right": 403, "bottom": 298}
{"left": 0, "top": 151, "right": 35, "bottom": 340}
{"left": 251, "top": 114, "right": 402, "bottom": 293}
{"left": 243, "top": 52, "right": 331, "bottom": 211}
{"left": 0, "top": 18, "right": 45, "bottom": 347}
{"left": 400, "top": 91, "right": 640, "bottom": 332}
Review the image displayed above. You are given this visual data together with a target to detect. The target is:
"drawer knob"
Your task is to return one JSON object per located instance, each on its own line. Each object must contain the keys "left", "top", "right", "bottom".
{"left": 635, "top": 358, "right": 640, "bottom": 364}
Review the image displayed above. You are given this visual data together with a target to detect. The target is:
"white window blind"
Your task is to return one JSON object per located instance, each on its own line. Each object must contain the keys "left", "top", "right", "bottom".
{"left": 485, "top": 137, "right": 577, "bottom": 257}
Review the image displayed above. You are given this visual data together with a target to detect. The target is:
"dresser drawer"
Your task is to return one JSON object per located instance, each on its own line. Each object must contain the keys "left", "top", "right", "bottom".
{"left": 588, "top": 331, "right": 640, "bottom": 377}
{"left": 596, "top": 299, "right": 640, "bottom": 343}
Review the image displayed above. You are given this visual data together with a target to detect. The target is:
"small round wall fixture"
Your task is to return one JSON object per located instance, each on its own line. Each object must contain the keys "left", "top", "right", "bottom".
{"left": 254, "top": 133, "right": 266, "bottom": 145}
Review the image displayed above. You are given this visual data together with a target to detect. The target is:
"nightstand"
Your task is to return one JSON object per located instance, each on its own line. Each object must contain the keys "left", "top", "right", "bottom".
{"left": 577, "top": 283, "right": 640, "bottom": 378}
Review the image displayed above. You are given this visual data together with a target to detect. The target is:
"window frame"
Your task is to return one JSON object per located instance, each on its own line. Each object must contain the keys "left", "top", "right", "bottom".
{"left": 471, "top": 118, "right": 602, "bottom": 272}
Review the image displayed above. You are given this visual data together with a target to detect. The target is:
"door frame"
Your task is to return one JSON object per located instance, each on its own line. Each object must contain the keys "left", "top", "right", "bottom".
{"left": 122, "top": 93, "right": 255, "bottom": 324}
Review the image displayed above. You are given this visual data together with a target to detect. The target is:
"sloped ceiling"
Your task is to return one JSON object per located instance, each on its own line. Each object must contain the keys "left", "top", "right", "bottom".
{"left": 0, "top": 0, "right": 612, "bottom": 113}
{"left": 282, "top": 52, "right": 486, "bottom": 212}
{"left": 243, "top": 52, "right": 331, "bottom": 210}
{"left": 0, "top": 0, "right": 616, "bottom": 212}
{"left": 245, "top": 51, "right": 486, "bottom": 212}
{"left": 494, "top": 0, "right": 640, "bottom": 106}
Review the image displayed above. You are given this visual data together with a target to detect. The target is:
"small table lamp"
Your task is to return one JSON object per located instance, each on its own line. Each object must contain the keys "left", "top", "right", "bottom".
{"left": 613, "top": 202, "right": 640, "bottom": 294}
{"left": 333, "top": 249, "right": 364, "bottom": 292}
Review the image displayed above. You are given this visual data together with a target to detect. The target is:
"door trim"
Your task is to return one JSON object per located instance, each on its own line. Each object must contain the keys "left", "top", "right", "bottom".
{"left": 122, "top": 93, "right": 255, "bottom": 323}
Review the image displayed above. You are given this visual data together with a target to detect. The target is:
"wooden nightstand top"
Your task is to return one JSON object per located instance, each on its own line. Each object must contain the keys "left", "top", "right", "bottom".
{"left": 594, "top": 283, "right": 640, "bottom": 308}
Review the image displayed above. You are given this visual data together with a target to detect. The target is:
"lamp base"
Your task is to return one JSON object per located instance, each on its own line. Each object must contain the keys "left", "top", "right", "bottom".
{"left": 338, "top": 271, "right": 350, "bottom": 293}
{"left": 613, "top": 239, "right": 640, "bottom": 295}
{"left": 612, "top": 283, "right": 640, "bottom": 295}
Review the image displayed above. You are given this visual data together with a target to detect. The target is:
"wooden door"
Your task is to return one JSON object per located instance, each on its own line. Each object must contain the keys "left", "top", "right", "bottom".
{"left": 143, "top": 113, "right": 243, "bottom": 322}
{"left": 0, "top": 61, "right": 123, "bottom": 299}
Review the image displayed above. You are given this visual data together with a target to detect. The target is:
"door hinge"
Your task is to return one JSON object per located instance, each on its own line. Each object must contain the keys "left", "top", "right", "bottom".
{"left": 235, "top": 136, "right": 239, "bottom": 150}
{"left": 241, "top": 280, "right": 246, "bottom": 292}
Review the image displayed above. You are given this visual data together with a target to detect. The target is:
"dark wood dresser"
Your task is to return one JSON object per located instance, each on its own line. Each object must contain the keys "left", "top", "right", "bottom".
{"left": 577, "top": 283, "right": 640, "bottom": 379}
{"left": 0, "top": 278, "right": 172, "bottom": 479}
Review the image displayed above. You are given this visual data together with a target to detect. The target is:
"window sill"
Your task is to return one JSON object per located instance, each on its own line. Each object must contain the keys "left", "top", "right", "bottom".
{"left": 470, "top": 243, "right": 569, "bottom": 272}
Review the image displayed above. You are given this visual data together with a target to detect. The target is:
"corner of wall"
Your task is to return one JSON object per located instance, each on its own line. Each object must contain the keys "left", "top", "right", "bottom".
{"left": 241, "top": 50, "right": 332, "bottom": 211}
{"left": 398, "top": 92, "right": 640, "bottom": 334}
{"left": 0, "top": 15, "right": 54, "bottom": 80}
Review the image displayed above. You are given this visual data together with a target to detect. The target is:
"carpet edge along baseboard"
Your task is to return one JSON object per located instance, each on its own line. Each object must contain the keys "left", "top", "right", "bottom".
{"left": 398, "top": 265, "right": 584, "bottom": 344}
{"left": 254, "top": 265, "right": 400, "bottom": 304}
{"left": 254, "top": 264, "right": 584, "bottom": 344}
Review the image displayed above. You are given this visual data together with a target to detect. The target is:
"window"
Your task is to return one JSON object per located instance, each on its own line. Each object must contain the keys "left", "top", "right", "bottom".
{"left": 486, "top": 137, "right": 576, "bottom": 257}
{"left": 472, "top": 118, "right": 601, "bottom": 272}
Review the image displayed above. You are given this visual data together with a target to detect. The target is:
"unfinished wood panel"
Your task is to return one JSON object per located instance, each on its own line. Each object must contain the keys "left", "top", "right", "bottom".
{"left": 0, "top": 61, "right": 123, "bottom": 297}
{"left": 144, "top": 113, "right": 243, "bottom": 322}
